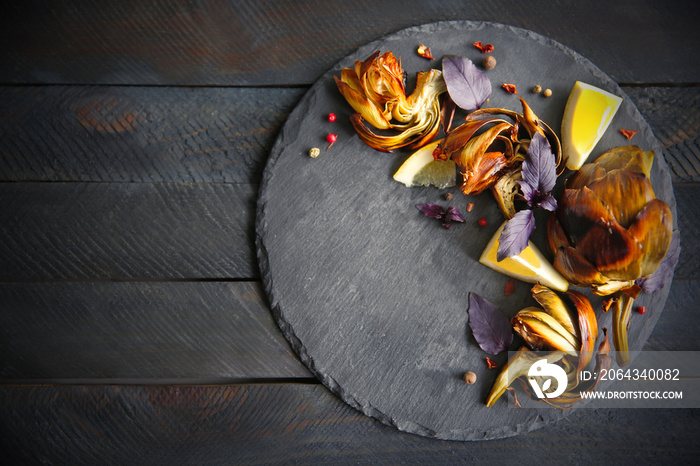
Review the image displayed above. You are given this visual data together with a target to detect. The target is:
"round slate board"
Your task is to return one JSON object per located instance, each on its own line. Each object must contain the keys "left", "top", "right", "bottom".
{"left": 256, "top": 21, "right": 678, "bottom": 440}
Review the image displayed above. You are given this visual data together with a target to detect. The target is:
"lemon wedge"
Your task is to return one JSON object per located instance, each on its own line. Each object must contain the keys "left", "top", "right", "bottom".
{"left": 393, "top": 139, "right": 456, "bottom": 189}
{"left": 479, "top": 221, "right": 569, "bottom": 292}
{"left": 561, "top": 81, "right": 622, "bottom": 171}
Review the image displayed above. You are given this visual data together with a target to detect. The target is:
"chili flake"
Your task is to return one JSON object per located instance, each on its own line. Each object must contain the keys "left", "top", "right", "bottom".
{"left": 502, "top": 83, "right": 518, "bottom": 94}
{"left": 473, "top": 41, "right": 494, "bottom": 53}
{"left": 504, "top": 279, "right": 515, "bottom": 296}
{"left": 620, "top": 129, "right": 638, "bottom": 140}
{"left": 485, "top": 357, "right": 498, "bottom": 369}
{"left": 417, "top": 44, "right": 434, "bottom": 60}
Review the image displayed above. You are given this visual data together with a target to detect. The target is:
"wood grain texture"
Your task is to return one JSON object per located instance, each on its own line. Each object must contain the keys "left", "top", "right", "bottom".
{"left": 0, "top": 282, "right": 309, "bottom": 380}
{"left": 0, "top": 86, "right": 304, "bottom": 183}
{"left": 625, "top": 87, "right": 700, "bottom": 183}
{"left": 1, "top": 0, "right": 698, "bottom": 86}
{"left": 0, "top": 278, "right": 694, "bottom": 381}
{"left": 673, "top": 184, "right": 700, "bottom": 279}
{"left": 0, "top": 183, "right": 695, "bottom": 282}
{"left": 1, "top": 384, "right": 698, "bottom": 464}
{"left": 0, "top": 182, "right": 257, "bottom": 280}
{"left": 0, "top": 86, "right": 697, "bottom": 183}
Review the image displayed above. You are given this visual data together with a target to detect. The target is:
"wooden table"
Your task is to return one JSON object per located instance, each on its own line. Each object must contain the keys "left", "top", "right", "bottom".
{"left": 1, "top": 1, "right": 698, "bottom": 463}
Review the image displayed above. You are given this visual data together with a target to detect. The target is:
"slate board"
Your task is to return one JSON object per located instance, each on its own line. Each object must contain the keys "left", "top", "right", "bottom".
{"left": 256, "top": 21, "right": 678, "bottom": 440}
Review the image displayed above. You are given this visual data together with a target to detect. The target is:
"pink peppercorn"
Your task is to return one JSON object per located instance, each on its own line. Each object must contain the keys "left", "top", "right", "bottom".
{"left": 637, "top": 306, "right": 647, "bottom": 315}
{"left": 478, "top": 218, "right": 487, "bottom": 227}
{"left": 326, "top": 133, "right": 337, "bottom": 149}
{"left": 328, "top": 113, "right": 337, "bottom": 122}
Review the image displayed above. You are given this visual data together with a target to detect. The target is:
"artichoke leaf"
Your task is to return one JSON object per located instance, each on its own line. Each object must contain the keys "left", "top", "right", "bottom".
{"left": 512, "top": 307, "right": 580, "bottom": 352}
{"left": 628, "top": 198, "right": 674, "bottom": 277}
{"left": 531, "top": 284, "right": 579, "bottom": 339}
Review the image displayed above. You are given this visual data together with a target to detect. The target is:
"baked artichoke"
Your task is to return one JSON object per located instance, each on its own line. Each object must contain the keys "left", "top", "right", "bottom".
{"left": 546, "top": 145, "right": 673, "bottom": 293}
{"left": 334, "top": 50, "right": 446, "bottom": 151}
{"left": 546, "top": 145, "right": 673, "bottom": 365}
{"left": 486, "top": 285, "right": 603, "bottom": 407}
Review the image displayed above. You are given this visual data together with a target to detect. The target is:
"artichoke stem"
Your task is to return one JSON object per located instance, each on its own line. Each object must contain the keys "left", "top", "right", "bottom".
{"left": 612, "top": 293, "right": 635, "bottom": 367}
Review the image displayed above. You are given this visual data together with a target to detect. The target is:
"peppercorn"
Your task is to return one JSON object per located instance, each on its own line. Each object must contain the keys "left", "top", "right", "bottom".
{"left": 482, "top": 56, "right": 496, "bottom": 70}
{"left": 463, "top": 371, "right": 477, "bottom": 384}
{"left": 444, "top": 192, "right": 453, "bottom": 201}
{"left": 309, "top": 147, "right": 321, "bottom": 158}
{"left": 532, "top": 85, "right": 542, "bottom": 94}
{"left": 637, "top": 306, "right": 647, "bottom": 315}
{"left": 326, "top": 133, "right": 337, "bottom": 149}
{"left": 327, "top": 113, "right": 336, "bottom": 122}
{"left": 543, "top": 88, "right": 552, "bottom": 97}
{"left": 478, "top": 218, "right": 487, "bottom": 227}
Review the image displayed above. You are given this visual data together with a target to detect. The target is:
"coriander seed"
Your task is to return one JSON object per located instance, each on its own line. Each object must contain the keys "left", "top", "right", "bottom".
{"left": 309, "top": 147, "right": 321, "bottom": 158}
{"left": 532, "top": 85, "right": 542, "bottom": 94}
{"left": 482, "top": 56, "right": 496, "bottom": 70}
{"left": 543, "top": 88, "right": 552, "bottom": 97}
{"left": 463, "top": 371, "right": 477, "bottom": 384}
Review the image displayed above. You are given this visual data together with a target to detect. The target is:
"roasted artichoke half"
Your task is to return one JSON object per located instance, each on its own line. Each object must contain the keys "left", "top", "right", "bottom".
{"left": 546, "top": 145, "right": 673, "bottom": 364}
{"left": 486, "top": 285, "right": 607, "bottom": 407}
{"left": 335, "top": 50, "right": 447, "bottom": 151}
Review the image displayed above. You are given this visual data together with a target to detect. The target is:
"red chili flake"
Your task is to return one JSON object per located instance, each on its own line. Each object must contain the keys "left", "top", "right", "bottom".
{"left": 432, "top": 146, "right": 448, "bottom": 161}
{"left": 637, "top": 306, "right": 648, "bottom": 315}
{"left": 466, "top": 202, "right": 475, "bottom": 212}
{"left": 620, "top": 129, "right": 638, "bottom": 140}
{"left": 417, "top": 44, "right": 434, "bottom": 60}
{"left": 504, "top": 279, "right": 515, "bottom": 296}
{"left": 326, "top": 133, "right": 337, "bottom": 149}
{"left": 478, "top": 218, "right": 487, "bottom": 227}
{"left": 485, "top": 357, "right": 498, "bottom": 369}
{"left": 502, "top": 83, "right": 518, "bottom": 94}
{"left": 327, "top": 113, "right": 336, "bottom": 122}
{"left": 473, "top": 41, "right": 494, "bottom": 53}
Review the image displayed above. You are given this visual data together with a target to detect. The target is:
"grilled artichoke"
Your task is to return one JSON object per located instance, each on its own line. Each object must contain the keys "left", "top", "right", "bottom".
{"left": 335, "top": 50, "right": 446, "bottom": 151}
{"left": 546, "top": 145, "right": 673, "bottom": 292}
{"left": 546, "top": 145, "right": 673, "bottom": 365}
{"left": 486, "top": 285, "right": 599, "bottom": 407}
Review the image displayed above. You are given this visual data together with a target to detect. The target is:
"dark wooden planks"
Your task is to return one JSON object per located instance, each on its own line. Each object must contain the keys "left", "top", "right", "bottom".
{"left": 644, "top": 279, "right": 700, "bottom": 351}
{"left": 672, "top": 184, "right": 700, "bottom": 279}
{"left": 1, "top": 183, "right": 696, "bottom": 281}
{"left": 0, "top": 278, "right": 695, "bottom": 380}
{"left": 625, "top": 87, "right": 700, "bottom": 183}
{"left": 0, "top": 86, "right": 697, "bottom": 183}
{"left": 0, "top": 281, "right": 309, "bottom": 380}
{"left": 1, "top": 1, "right": 699, "bottom": 86}
{"left": 1, "top": 384, "right": 698, "bottom": 464}
{"left": 0, "top": 182, "right": 257, "bottom": 280}
{"left": 0, "top": 86, "right": 304, "bottom": 183}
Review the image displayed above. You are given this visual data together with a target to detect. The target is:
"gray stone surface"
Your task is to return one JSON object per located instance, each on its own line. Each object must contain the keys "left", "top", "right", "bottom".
{"left": 256, "top": 21, "right": 676, "bottom": 440}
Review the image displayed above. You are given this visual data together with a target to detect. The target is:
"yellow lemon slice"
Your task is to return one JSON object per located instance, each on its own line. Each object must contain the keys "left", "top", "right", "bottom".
{"left": 561, "top": 81, "right": 622, "bottom": 171}
{"left": 393, "top": 139, "right": 456, "bottom": 189}
{"left": 479, "top": 221, "right": 569, "bottom": 292}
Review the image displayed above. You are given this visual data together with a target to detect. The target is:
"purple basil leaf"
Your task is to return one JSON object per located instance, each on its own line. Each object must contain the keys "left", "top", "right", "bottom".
{"left": 517, "top": 180, "right": 536, "bottom": 206}
{"left": 497, "top": 209, "right": 535, "bottom": 261}
{"left": 445, "top": 206, "right": 465, "bottom": 224}
{"left": 468, "top": 292, "right": 513, "bottom": 355}
{"left": 538, "top": 192, "right": 558, "bottom": 212}
{"left": 442, "top": 55, "right": 491, "bottom": 111}
{"left": 416, "top": 203, "right": 446, "bottom": 219}
{"left": 523, "top": 132, "right": 557, "bottom": 193}
{"left": 637, "top": 230, "right": 681, "bottom": 294}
